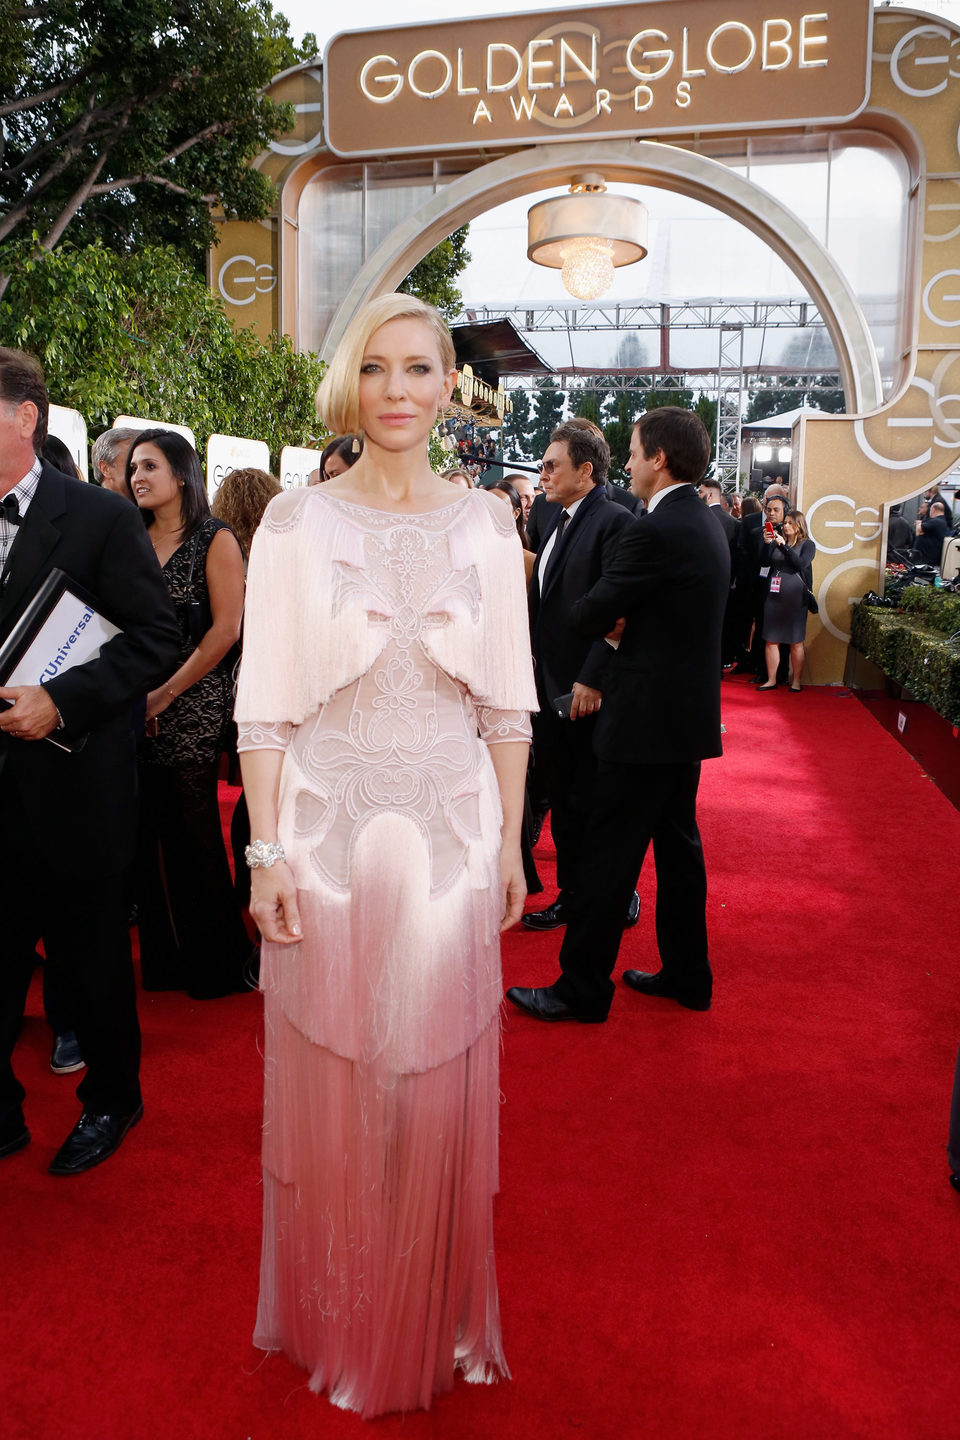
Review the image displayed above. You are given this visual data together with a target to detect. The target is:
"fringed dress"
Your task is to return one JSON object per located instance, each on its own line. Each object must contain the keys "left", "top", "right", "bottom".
{"left": 235, "top": 487, "right": 536, "bottom": 1418}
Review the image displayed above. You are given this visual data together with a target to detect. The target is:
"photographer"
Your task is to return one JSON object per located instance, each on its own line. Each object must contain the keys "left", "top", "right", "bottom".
{"left": 757, "top": 508, "right": 817, "bottom": 692}
{"left": 915, "top": 500, "right": 951, "bottom": 567}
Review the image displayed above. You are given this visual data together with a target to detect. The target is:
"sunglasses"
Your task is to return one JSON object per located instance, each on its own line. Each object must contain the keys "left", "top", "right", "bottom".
{"left": 538, "top": 459, "right": 563, "bottom": 475}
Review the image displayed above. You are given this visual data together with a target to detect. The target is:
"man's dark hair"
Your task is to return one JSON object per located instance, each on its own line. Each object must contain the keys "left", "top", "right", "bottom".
{"left": 550, "top": 419, "right": 610, "bottom": 487}
{"left": 634, "top": 407, "right": 710, "bottom": 485}
{"left": 0, "top": 347, "right": 49, "bottom": 452}
{"left": 127, "top": 427, "right": 210, "bottom": 536}
{"left": 699, "top": 477, "right": 722, "bottom": 495}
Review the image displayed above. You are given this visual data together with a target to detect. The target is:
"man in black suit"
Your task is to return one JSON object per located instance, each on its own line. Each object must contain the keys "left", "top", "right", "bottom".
{"left": 699, "top": 477, "right": 744, "bottom": 668}
{"left": 522, "top": 420, "right": 634, "bottom": 931}
{"left": 0, "top": 348, "right": 179, "bottom": 1172}
{"left": 508, "top": 407, "right": 729, "bottom": 1021}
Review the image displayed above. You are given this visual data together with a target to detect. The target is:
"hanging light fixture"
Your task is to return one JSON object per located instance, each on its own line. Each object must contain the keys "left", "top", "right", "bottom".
{"left": 527, "top": 174, "right": 648, "bottom": 302}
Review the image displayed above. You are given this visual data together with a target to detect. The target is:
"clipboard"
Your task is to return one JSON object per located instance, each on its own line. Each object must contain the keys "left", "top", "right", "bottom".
{"left": 0, "top": 568, "right": 123, "bottom": 752}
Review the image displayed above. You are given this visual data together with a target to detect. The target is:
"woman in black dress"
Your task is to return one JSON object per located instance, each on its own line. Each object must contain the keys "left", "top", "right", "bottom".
{"left": 758, "top": 509, "right": 816, "bottom": 692}
{"left": 129, "top": 429, "right": 250, "bottom": 998}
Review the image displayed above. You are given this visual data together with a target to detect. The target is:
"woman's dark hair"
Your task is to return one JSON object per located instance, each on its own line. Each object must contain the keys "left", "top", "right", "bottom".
{"left": 321, "top": 433, "right": 361, "bottom": 479}
{"left": 127, "top": 428, "right": 209, "bottom": 535}
{"left": 740, "top": 494, "right": 762, "bottom": 515}
{"left": 41, "top": 434, "right": 82, "bottom": 480}
{"left": 489, "top": 479, "right": 529, "bottom": 548}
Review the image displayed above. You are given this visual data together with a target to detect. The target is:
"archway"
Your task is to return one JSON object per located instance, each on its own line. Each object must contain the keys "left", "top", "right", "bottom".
{"left": 319, "top": 138, "right": 885, "bottom": 423}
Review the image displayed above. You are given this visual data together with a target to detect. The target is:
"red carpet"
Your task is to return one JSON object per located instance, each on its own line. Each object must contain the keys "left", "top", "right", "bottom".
{"left": 4, "top": 677, "right": 960, "bottom": 1439}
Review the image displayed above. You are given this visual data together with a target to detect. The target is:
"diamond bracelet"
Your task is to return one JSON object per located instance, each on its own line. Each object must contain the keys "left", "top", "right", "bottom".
{"left": 245, "top": 839, "right": 286, "bottom": 869}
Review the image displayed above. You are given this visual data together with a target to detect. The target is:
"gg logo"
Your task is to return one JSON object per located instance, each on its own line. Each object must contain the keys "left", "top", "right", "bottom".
{"left": 855, "top": 376, "right": 960, "bottom": 471}
{"left": 889, "top": 24, "right": 960, "bottom": 99}
{"left": 217, "top": 255, "right": 278, "bottom": 307}
{"left": 805, "top": 494, "right": 882, "bottom": 555}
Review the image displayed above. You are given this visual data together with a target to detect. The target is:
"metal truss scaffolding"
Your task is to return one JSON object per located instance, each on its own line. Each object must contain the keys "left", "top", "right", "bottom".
{"left": 715, "top": 324, "right": 744, "bottom": 485}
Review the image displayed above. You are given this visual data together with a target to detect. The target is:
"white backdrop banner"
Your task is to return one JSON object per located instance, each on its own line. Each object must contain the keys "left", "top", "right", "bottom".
{"left": 206, "top": 434, "right": 271, "bottom": 500}
{"left": 47, "top": 404, "right": 89, "bottom": 481}
{"left": 114, "top": 415, "right": 197, "bottom": 450}
{"left": 280, "top": 445, "right": 323, "bottom": 489}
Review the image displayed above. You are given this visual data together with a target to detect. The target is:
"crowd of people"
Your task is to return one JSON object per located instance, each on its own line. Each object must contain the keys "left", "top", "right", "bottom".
{"left": 3, "top": 323, "right": 958, "bottom": 1421}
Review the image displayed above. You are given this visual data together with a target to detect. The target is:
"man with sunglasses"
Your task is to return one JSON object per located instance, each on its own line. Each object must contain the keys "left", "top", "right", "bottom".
{"left": 521, "top": 421, "right": 635, "bottom": 935}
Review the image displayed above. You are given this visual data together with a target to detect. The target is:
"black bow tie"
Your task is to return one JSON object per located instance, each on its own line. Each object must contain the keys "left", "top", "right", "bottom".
{"left": 0, "top": 493, "right": 20, "bottom": 526}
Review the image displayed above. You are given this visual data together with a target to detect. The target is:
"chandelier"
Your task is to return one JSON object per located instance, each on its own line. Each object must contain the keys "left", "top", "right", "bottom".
{"left": 527, "top": 174, "right": 648, "bottom": 302}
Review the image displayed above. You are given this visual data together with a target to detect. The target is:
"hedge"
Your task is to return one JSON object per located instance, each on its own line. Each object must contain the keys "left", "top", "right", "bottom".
{"left": 850, "top": 586, "right": 960, "bottom": 725}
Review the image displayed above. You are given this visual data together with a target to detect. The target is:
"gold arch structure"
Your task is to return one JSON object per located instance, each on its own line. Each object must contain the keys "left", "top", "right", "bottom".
{"left": 214, "top": 6, "right": 960, "bottom": 683}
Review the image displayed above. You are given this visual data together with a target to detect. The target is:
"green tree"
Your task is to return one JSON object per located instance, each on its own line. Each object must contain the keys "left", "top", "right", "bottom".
{"left": 642, "top": 385, "right": 694, "bottom": 412}
{"left": 502, "top": 386, "right": 532, "bottom": 460}
{"left": 399, "top": 227, "right": 471, "bottom": 321}
{"left": 694, "top": 394, "right": 718, "bottom": 463}
{"left": 0, "top": 240, "right": 325, "bottom": 465}
{"left": 743, "top": 380, "right": 805, "bottom": 423}
{"left": 527, "top": 377, "right": 565, "bottom": 460}
{"left": 603, "top": 393, "right": 636, "bottom": 480}
{"left": 0, "top": 0, "right": 304, "bottom": 283}
{"left": 572, "top": 386, "right": 604, "bottom": 426}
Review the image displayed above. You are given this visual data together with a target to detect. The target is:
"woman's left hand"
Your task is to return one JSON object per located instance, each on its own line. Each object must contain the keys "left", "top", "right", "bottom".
{"left": 500, "top": 842, "right": 526, "bottom": 932}
{"left": 145, "top": 687, "right": 172, "bottom": 722}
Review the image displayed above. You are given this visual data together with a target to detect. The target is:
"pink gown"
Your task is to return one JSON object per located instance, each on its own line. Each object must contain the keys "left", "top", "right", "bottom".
{"left": 235, "top": 487, "right": 536, "bottom": 1418}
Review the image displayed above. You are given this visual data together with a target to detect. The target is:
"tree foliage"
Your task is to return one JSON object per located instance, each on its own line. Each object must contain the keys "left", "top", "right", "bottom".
{"left": 527, "top": 377, "right": 565, "bottom": 460}
{"left": 742, "top": 375, "right": 847, "bottom": 423}
{"left": 0, "top": 0, "right": 306, "bottom": 278}
{"left": 0, "top": 240, "right": 325, "bottom": 464}
{"left": 399, "top": 227, "right": 471, "bottom": 320}
{"left": 502, "top": 386, "right": 532, "bottom": 460}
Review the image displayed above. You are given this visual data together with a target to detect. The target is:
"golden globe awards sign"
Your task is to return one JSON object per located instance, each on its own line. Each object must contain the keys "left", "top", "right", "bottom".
{"left": 324, "top": 0, "right": 872, "bottom": 156}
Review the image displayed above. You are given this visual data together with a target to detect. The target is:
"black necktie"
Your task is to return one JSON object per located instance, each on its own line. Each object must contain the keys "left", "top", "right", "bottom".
{"left": 543, "top": 510, "right": 569, "bottom": 582}
{"left": 0, "top": 493, "right": 20, "bottom": 526}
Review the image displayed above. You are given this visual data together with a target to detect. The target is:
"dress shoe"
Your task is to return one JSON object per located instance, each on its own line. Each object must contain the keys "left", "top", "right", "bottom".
{"left": 505, "top": 986, "right": 605, "bottom": 1023}
{"left": 950, "top": 1172, "right": 960, "bottom": 1195}
{"left": 622, "top": 969, "right": 711, "bottom": 1011}
{"left": 49, "top": 1103, "right": 144, "bottom": 1175}
{"left": 521, "top": 897, "right": 568, "bottom": 931}
{"left": 0, "top": 1118, "right": 30, "bottom": 1159}
{"left": 50, "top": 1030, "right": 86, "bottom": 1075}
{"left": 624, "top": 891, "right": 641, "bottom": 928}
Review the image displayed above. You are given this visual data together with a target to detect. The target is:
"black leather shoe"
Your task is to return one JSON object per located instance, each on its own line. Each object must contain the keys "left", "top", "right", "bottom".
{"left": 50, "top": 1030, "right": 86, "bottom": 1075}
{"left": 505, "top": 986, "right": 605, "bottom": 1023}
{"left": 950, "top": 1172, "right": 960, "bottom": 1195}
{"left": 0, "top": 1118, "right": 30, "bottom": 1159}
{"left": 624, "top": 891, "right": 641, "bottom": 928}
{"left": 49, "top": 1103, "right": 144, "bottom": 1175}
{"left": 521, "top": 898, "right": 568, "bottom": 931}
{"left": 622, "top": 969, "right": 711, "bottom": 1011}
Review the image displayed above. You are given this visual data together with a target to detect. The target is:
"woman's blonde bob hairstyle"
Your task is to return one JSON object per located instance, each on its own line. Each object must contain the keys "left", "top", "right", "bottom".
{"left": 316, "top": 294, "right": 457, "bottom": 436}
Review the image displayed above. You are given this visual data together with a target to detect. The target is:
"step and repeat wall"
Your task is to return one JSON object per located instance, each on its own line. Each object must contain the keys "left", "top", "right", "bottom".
{"left": 46, "top": 406, "right": 321, "bottom": 498}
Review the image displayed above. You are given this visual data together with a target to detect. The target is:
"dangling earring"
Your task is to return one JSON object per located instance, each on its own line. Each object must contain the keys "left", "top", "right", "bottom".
{"left": 351, "top": 431, "right": 362, "bottom": 454}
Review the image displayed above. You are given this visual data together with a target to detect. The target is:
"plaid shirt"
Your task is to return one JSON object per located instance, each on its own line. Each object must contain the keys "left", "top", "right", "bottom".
{"left": 0, "top": 455, "right": 42, "bottom": 576}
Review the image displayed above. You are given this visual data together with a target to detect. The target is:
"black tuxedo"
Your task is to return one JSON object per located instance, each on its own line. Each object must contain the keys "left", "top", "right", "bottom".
{"left": 526, "top": 481, "right": 637, "bottom": 552}
{"left": 706, "top": 502, "right": 742, "bottom": 665}
{"left": 0, "top": 463, "right": 179, "bottom": 1125}
{"left": 549, "top": 484, "right": 730, "bottom": 1017}
{"left": 527, "top": 485, "right": 631, "bottom": 896}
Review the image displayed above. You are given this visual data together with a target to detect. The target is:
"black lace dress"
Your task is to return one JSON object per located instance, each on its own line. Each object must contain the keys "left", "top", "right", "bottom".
{"left": 136, "top": 517, "right": 250, "bottom": 997}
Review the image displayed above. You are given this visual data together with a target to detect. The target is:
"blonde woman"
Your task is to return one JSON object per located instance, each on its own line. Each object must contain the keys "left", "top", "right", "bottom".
{"left": 236, "top": 294, "right": 535, "bottom": 1417}
{"left": 758, "top": 508, "right": 817, "bottom": 692}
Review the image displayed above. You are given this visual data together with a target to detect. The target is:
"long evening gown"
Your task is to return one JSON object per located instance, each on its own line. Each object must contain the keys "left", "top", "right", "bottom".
{"left": 235, "top": 486, "right": 536, "bottom": 1418}
{"left": 137, "top": 516, "right": 250, "bottom": 996}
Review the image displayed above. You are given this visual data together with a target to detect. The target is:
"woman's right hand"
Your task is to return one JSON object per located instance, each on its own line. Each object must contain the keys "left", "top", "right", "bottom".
{"left": 249, "top": 862, "right": 303, "bottom": 945}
